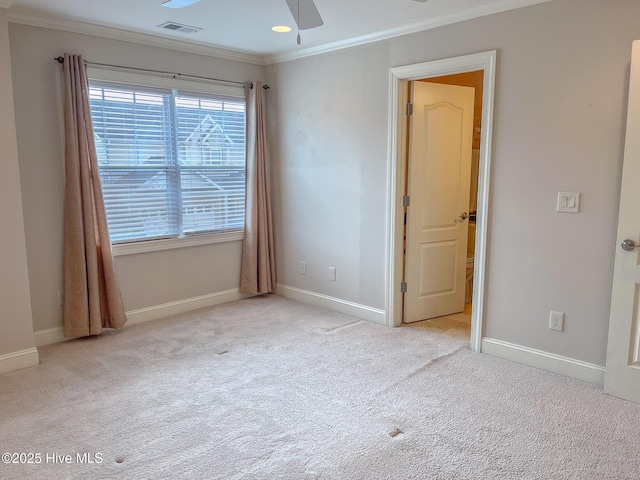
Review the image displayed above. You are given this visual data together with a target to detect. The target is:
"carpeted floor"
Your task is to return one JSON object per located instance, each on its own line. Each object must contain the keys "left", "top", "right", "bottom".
{"left": 1, "top": 295, "right": 639, "bottom": 479}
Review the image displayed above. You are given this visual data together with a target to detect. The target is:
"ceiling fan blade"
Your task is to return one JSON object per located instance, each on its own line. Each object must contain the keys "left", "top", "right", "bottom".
{"left": 285, "top": 0, "right": 324, "bottom": 30}
{"left": 161, "top": 0, "right": 202, "bottom": 8}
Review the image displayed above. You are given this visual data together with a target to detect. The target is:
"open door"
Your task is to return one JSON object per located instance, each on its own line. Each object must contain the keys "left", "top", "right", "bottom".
{"left": 605, "top": 40, "right": 640, "bottom": 403}
{"left": 404, "top": 81, "right": 475, "bottom": 323}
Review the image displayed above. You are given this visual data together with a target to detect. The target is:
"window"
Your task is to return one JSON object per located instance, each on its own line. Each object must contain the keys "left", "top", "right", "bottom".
{"left": 88, "top": 80, "right": 246, "bottom": 244}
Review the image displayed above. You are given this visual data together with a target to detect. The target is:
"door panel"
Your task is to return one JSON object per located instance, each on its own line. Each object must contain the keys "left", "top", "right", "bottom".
{"left": 422, "top": 106, "right": 464, "bottom": 228}
{"left": 605, "top": 39, "right": 640, "bottom": 403}
{"left": 404, "top": 81, "right": 474, "bottom": 323}
{"left": 419, "top": 241, "right": 457, "bottom": 296}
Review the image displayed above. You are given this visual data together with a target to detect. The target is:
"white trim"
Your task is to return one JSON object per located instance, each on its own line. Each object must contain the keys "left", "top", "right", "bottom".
{"left": 265, "top": 0, "right": 552, "bottom": 64}
{"left": 482, "top": 338, "right": 606, "bottom": 386}
{"left": 0, "top": 348, "right": 39, "bottom": 375}
{"left": 113, "top": 231, "right": 244, "bottom": 256}
{"left": 7, "top": 13, "right": 265, "bottom": 66}
{"left": 0, "top": 1, "right": 15, "bottom": 9}
{"left": 385, "top": 51, "right": 496, "bottom": 355}
{"left": 275, "top": 284, "right": 386, "bottom": 325}
{"left": 34, "top": 326, "right": 67, "bottom": 348}
{"left": 33, "top": 288, "right": 251, "bottom": 347}
{"left": 126, "top": 288, "right": 251, "bottom": 325}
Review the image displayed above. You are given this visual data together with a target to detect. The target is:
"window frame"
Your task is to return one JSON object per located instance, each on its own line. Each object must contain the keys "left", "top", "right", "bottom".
{"left": 86, "top": 67, "right": 246, "bottom": 256}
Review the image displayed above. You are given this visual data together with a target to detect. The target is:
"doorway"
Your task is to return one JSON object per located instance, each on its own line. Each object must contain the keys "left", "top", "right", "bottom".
{"left": 404, "top": 78, "right": 477, "bottom": 326}
{"left": 384, "top": 51, "right": 497, "bottom": 352}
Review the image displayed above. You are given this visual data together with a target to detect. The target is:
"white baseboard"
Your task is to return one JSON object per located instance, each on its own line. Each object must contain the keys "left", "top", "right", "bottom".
{"left": 481, "top": 338, "right": 605, "bottom": 386}
{"left": 276, "top": 283, "right": 386, "bottom": 325}
{"left": 0, "top": 348, "right": 39, "bottom": 375}
{"left": 34, "top": 327, "right": 67, "bottom": 348}
{"left": 125, "top": 288, "right": 251, "bottom": 326}
{"left": 34, "top": 288, "right": 251, "bottom": 347}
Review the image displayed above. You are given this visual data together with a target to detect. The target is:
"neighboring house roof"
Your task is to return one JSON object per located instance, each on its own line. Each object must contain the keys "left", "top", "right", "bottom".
{"left": 185, "top": 115, "right": 234, "bottom": 145}
{"left": 96, "top": 109, "right": 244, "bottom": 193}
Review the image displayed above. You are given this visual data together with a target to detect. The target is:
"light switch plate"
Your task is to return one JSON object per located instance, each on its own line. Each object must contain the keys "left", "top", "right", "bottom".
{"left": 557, "top": 192, "right": 580, "bottom": 213}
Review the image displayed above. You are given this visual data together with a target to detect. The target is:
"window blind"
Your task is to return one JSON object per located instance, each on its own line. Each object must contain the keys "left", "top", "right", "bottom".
{"left": 88, "top": 82, "right": 246, "bottom": 243}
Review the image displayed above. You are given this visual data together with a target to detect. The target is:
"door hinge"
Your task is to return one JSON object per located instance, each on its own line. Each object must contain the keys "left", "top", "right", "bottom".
{"left": 401, "top": 282, "right": 408, "bottom": 293}
{"left": 406, "top": 102, "right": 413, "bottom": 116}
{"left": 402, "top": 195, "right": 410, "bottom": 207}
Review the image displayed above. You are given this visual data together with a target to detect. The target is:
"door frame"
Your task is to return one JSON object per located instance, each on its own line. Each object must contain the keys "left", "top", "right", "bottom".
{"left": 384, "top": 50, "right": 497, "bottom": 352}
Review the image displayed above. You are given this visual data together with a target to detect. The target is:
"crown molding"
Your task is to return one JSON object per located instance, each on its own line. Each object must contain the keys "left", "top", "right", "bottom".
{"left": 7, "top": 12, "right": 267, "bottom": 66}
{"left": 264, "top": 0, "right": 554, "bottom": 64}
{"left": 7, "top": 0, "right": 553, "bottom": 67}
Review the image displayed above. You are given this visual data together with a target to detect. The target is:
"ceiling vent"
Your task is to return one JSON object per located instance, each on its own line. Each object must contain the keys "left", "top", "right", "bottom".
{"left": 158, "top": 22, "right": 202, "bottom": 34}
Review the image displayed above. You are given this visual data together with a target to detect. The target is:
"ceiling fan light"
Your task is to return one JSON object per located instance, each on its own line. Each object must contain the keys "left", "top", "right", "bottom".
{"left": 161, "top": 0, "right": 201, "bottom": 8}
{"left": 272, "top": 26, "right": 292, "bottom": 33}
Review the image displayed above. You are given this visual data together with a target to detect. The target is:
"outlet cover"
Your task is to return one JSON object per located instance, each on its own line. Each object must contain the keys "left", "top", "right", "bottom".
{"left": 549, "top": 311, "right": 564, "bottom": 332}
{"left": 299, "top": 261, "right": 306, "bottom": 275}
{"left": 329, "top": 267, "right": 336, "bottom": 281}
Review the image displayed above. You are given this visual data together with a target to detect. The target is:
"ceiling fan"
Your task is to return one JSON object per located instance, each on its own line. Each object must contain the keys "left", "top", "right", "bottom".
{"left": 162, "top": 0, "right": 324, "bottom": 44}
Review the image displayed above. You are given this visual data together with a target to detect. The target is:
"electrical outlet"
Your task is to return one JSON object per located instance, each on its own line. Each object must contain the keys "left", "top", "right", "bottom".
{"left": 549, "top": 311, "right": 564, "bottom": 332}
{"left": 299, "top": 261, "right": 306, "bottom": 275}
{"left": 329, "top": 267, "right": 336, "bottom": 281}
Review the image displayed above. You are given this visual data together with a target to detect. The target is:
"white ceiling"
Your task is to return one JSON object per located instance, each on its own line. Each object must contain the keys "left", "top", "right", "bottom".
{"left": 7, "top": 0, "right": 552, "bottom": 63}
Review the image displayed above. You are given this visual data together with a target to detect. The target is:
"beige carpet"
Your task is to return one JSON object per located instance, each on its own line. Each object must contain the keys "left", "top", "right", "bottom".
{"left": 1, "top": 295, "right": 639, "bottom": 479}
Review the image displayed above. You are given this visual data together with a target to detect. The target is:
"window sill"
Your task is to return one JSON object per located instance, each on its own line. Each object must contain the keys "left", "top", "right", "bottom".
{"left": 112, "top": 231, "right": 244, "bottom": 256}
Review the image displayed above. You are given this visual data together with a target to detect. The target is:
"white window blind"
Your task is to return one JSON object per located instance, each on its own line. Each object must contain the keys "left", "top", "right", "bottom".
{"left": 88, "top": 81, "right": 246, "bottom": 244}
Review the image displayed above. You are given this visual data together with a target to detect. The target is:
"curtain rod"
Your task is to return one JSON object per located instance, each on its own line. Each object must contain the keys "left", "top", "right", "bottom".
{"left": 54, "top": 56, "right": 269, "bottom": 90}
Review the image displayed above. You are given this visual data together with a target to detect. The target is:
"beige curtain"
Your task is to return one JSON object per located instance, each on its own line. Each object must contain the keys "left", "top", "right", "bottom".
{"left": 240, "top": 82, "right": 276, "bottom": 294}
{"left": 62, "top": 53, "right": 127, "bottom": 337}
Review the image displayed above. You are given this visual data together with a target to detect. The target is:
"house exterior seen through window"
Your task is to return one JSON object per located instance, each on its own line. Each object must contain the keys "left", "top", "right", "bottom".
{"left": 88, "top": 81, "right": 246, "bottom": 243}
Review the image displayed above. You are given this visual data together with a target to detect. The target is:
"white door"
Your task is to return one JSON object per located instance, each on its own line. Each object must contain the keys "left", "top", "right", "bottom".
{"left": 404, "top": 81, "right": 475, "bottom": 323}
{"left": 605, "top": 40, "right": 640, "bottom": 403}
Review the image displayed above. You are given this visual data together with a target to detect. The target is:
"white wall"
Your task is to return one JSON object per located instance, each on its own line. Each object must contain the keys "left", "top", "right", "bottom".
{"left": 268, "top": 0, "right": 640, "bottom": 367}
{"left": 9, "top": 23, "right": 265, "bottom": 332}
{"left": 0, "top": 8, "right": 37, "bottom": 359}
{"left": 269, "top": 43, "right": 390, "bottom": 310}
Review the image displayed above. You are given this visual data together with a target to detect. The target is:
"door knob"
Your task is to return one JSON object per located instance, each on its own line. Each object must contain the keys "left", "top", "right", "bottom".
{"left": 621, "top": 239, "right": 640, "bottom": 251}
{"left": 457, "top": 212, "right": 469, "bottom": 222}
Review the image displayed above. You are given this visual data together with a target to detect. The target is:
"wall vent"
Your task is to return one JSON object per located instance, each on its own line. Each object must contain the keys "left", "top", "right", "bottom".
{"left": 158, "top": 22, "right": 203, "bottom": 34}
